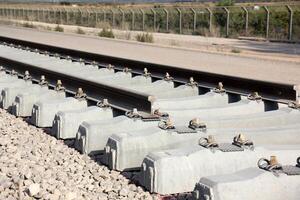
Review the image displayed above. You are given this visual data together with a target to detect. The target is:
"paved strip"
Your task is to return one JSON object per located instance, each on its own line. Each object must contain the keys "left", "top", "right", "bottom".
{"left": 0, "top": 25, "right": 299, "bottom": 85}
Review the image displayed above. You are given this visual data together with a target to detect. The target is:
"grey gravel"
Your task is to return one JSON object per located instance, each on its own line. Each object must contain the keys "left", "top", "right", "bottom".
{"left": 0, "top": 109, "right": 160, "bottom": 200}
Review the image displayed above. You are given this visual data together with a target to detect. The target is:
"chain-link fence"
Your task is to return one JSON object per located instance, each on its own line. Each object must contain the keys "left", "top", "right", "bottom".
{"left": 0, "top": 4, "right": 299, "bottom": 41}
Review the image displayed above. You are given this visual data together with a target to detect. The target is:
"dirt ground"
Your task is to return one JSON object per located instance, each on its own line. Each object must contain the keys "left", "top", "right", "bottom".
{"left": 0, "top": 21, "right": 299, "bottom": 86}
{"left": 2, "top": 19, "right": 300, "bottom": 64}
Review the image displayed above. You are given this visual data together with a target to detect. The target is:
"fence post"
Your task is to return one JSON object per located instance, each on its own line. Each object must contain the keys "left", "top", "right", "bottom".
{"left": 54, "top": 8, "right": 58, "bottom": 23}
{"left": 287, "top": 5, "right": 293, "bottom": 41}
{"left": 79, "top": 8, "right": 83, "bottom": 25}
{"left": 140, "top": 9, "right": 145, "bottom": 31}
{"left": 12, "top": 8, "right": 14, "bottom": 19}
{"left": 5, "top": 7, "right": 8, "bottom": 19}
{"left": 22, "top": 8, "right": 25, "bottom": 20}
{"left": 206, "top": 7, "right": 212, "bottom": 34}
{"left": 223, "top": 7, "right": 230, "bottom": 37}
{"left": 11, "top": 8, "right": 14, "bottom": 19}
{"left": 18, "top": 8, "right": 20, "bottom": 19}
{"left": 163, "top": 8, "right": 169, "bottom": 32}
{"left": 42, "top": 8, "right": 45, "bottom": 22}
{"left": 5, "top": 7, "right": 7, "bottom": 19}
{"left": 26, "top": 8, "right": 29, "bottom": 21}
{"left": 95, "top": 9, "right": 98, "bottom": 26}
{"left": 242, "top": 6, "right": 248, "bottom": 35}
{"left": 65, "top": 8, "right": 69, "bottom": 24}
{"left": 87, "top": 9, "right": 91, "bottom": 26}
{"left": 263, "top": 6, "right": 269, "bottom": 39}
{"left": 8, "top": 8, "right": 11, "bottom": 19}
{"left": 130, "top": 9, "right": 135, "bottom": 30}
{"left": 176, "top": 8, "right": 182, "bottom": 34}
{"left": 191, "top": 8, "right": 197, "bottom": 32}
{"left": 18, "top": 7, "right": 21, "bottom": 19}
{"left": 103, "top": 9, "right": 106, "bottom": 23}
{"left": 49, "top": 8, "right": 52, "bottom": 23}
{"left": 111, "top": 9, "right": 115, "bottom": 27}
{"left": 119, "top": 8, "right": 124, "bottom": 29}
{"left": 37, "top": 8, "right": 40, "bottom": 22}
{"left": 6, "top": 7, "right": 9, "bottom": 19}
{"left": 60, "top": 8, "right": 63, "bottom": 24}
{"left": 151, "top": 8, "right": 156, "bottom": 31}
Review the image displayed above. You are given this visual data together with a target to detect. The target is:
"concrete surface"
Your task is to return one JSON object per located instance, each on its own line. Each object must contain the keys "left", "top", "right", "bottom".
{"left": 104, "top": 125, "right": 300, "bottom": 171}
{"left": 140, "top": 145, "right": 300, "bottom": 194}
{"left": 194, "top": 167, "right": 300, "bottom": 200}
{"left": 52, "top": 106, "right": 113, "bottom": 139}
{"left": 31, "top": 97, "right": 87, "bottom": 127}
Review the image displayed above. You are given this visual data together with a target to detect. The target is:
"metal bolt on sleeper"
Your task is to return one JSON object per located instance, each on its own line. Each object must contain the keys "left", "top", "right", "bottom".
{"left": 97, "top": 98, "right": 110, "bottom": 108}
{"left": 143, "top": 68, "right": 151, "bottom": 77}
{"left": 247, "top": 92, "right": 262, "bottom": 101}
{"left": 232, "top": 133, "right": 254, "bottom": 149}
{"left": 106, "top": 64, "right": 114, "bottom": 70}
{"left": 10, "top": 70, "right": 18, "bottom": 76}
{"left": 164, "top": 72, "right": 174, "bottom": 82}
{"left": 199, "top": 135, "right": 218, "bottom": 148}
{"left": 187, "top": 77, "right": 198, "bottom": 87}
{"left": 158, "top": 118, "right": 175, "bottom": 130}
{"left": 23, "top": 70, "right": 32, "bottom": 81}
{"left": 122, "top": 67, "right": 131, "bottom": 73}
{"left": 39, "top": 75, "right": 48, "bottom": 86}
{"left": 213, "top": 82, "right": 226, "bottom": 93}
{"left": 188, "top": 118, "right": 206, "bottom": 130}
{"left": 55, "top": 80, "right": 65, "bottom": 91}
{"left": 259, "top": 156, "right": 300, "bottom": 176}
{"left": 75, "top": 88, "right": 87, "bottom": 100}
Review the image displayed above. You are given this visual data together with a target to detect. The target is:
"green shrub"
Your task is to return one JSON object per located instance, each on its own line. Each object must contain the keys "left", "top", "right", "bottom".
{"left": 98, "top": 28, "right": 115, "bottom": 38}
{"left": 54, "top": 24, "right": 64, "bottom": 32}
{"left": 136, "top": 33, "right": 154, "bottom": 43}
{"left": 76, "top": 27, "right": 85, "bottom": 34}
{"left": 231, "top": 48, "right": 241, "bottom": 53}
{"left": 22, "top": 23, "right": 36, "bottom": 28}
{"left": 217, "top": 0, "right": 235, "bottom": 6}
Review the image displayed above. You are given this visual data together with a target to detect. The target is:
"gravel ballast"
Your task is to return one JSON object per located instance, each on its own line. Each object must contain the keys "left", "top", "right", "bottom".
{"left": 0, "top": 108, "right": 158, "bottom": 200}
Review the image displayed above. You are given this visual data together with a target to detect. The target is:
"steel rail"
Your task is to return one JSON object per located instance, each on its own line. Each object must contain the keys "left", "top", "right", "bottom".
{"left": 0, "top": 35, "right": 296, "bottom": 103}
{"left": 0, "top": 56, "right": 153, "bottom": 113}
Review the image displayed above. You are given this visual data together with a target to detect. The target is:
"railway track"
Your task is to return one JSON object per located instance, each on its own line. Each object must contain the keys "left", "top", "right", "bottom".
{"left": 0, "top": 40, "right": 299, "bottom": 199}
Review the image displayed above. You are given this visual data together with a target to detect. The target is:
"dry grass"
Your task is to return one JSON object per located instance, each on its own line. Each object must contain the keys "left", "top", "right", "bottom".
{"left": 98, "top": 28, "right": 115, "bottom": 38}
{"left": 76, "top": 27, "right": 85, "bottom": 34}
{"left": 136, "top": 33, "right": 154, "bottom": 43}
{"left": 54, "top": 24, "right": 64, "bottom": 32}
{"left": 22, "top": 22, "right": 36, "bottom": 29}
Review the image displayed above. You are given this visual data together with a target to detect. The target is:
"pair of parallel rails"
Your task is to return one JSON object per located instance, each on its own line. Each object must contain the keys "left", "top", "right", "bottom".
{"left": 0, "top": 35, "right": 296, "bottom": 115}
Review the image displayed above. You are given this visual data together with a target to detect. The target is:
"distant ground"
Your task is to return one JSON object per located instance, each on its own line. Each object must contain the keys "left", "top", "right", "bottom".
{"left": 2, "top": 19, "right": 299, "bottom": 64}
{"left": 0, "top": 23, "right": 299, "bottom": 86}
